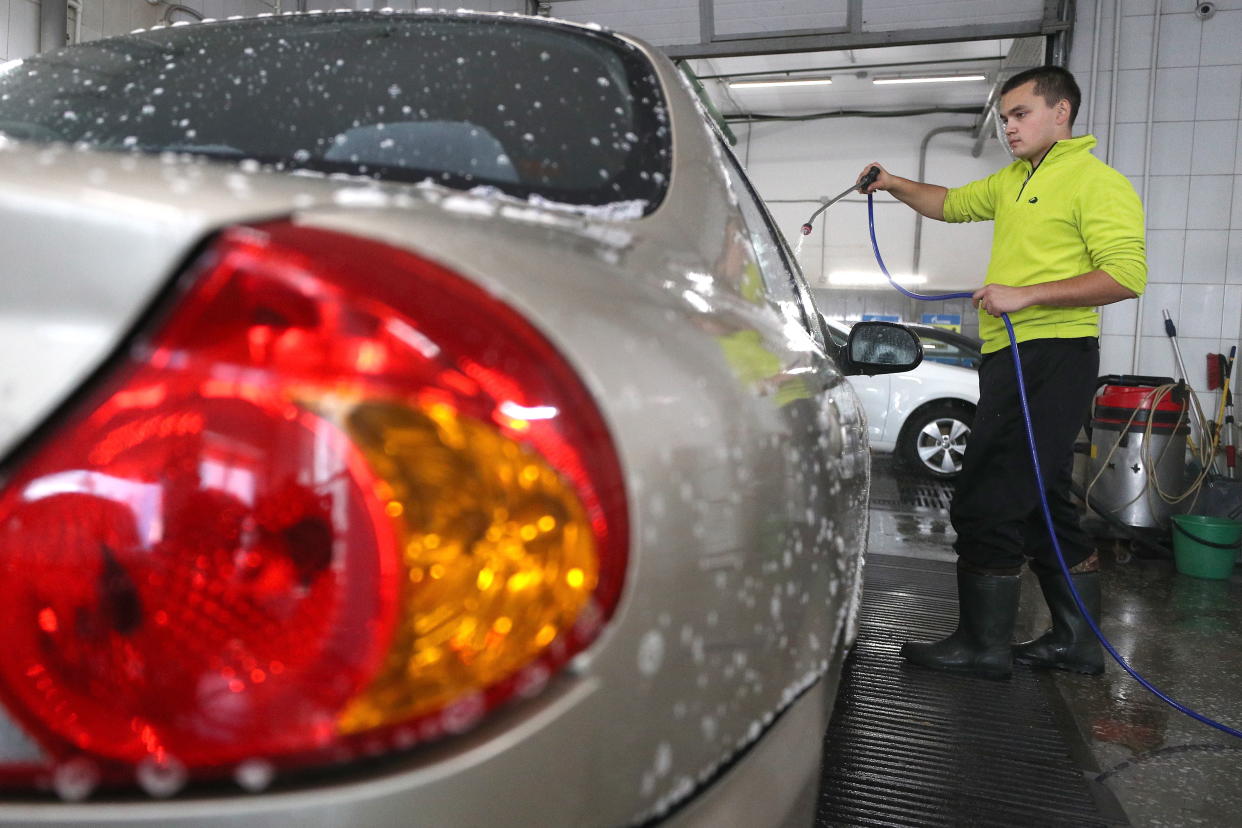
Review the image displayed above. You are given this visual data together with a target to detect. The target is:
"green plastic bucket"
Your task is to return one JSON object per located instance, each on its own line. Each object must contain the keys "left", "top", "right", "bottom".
{"left": 1170, "top": 515, "right": 1242, "bottom": 580}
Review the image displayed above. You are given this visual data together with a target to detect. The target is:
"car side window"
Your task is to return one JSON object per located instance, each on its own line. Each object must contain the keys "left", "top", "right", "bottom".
{"left": 716, "top": 142, "right": 826, "bottom": 350}
{"left": 920, "top": 335, "right": 980, "bottom": 369}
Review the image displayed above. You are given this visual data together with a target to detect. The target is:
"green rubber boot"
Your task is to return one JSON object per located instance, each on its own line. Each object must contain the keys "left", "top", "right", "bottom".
{"left": 900, "top": 567, "right": 1021, "bottom": 681}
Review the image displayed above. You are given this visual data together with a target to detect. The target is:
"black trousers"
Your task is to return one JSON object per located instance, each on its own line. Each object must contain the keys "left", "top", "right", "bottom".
{"left": 950, "top": 337, "right": 1099, "bottom": 573}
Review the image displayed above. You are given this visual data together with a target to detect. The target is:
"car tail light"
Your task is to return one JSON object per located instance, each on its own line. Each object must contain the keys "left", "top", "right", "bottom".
{"left": 0, "top": 221, "right": 628, "bottom": 795}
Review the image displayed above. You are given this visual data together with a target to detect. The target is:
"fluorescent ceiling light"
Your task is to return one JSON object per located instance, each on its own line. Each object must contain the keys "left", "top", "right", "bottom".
{"left": 729, "top": 77, "right": 832, "bottom": 89}
{"left": 873, "top": 74, "right": 986, "bottom": 85}
{"left": 827, "top": 271, "right": 927, "bottom": 287}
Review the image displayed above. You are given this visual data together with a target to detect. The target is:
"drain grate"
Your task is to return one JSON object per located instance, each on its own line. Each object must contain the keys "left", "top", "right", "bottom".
{"left": 896, "top": 479, "right": 954, "bottom": 512}
{"left": 870, "top": 478, "right": 954, "bottom": 514}
{"left": 816, "top": 555, "right": 1127, "bottom": 827}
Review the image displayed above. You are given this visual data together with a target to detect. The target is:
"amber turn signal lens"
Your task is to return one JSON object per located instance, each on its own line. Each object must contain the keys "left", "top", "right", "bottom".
{"left": 337, "top": 401, "right": 599, "bottom": 732}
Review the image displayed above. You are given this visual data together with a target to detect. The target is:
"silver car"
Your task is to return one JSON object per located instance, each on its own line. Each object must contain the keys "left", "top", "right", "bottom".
{"left": 0, "top": 11, "right": 919, "bottom": 826}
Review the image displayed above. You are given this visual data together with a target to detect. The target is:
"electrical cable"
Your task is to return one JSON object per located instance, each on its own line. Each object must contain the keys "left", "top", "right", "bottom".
{"left": 724, "top": 106, "right": 982, "bottom": 124}
{"left": 806, "top": 173, "right": 1242, "bottom": 742}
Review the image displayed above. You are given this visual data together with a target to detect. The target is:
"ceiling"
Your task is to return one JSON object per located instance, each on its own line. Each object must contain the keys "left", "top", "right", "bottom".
{"left": 688, "top": 38, "right": 1037, "bottom": 120}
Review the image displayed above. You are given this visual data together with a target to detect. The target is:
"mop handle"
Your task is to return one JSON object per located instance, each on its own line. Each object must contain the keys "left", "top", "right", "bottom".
{"left": 1163, "top": 309, "right": 1210, "bottom": 446}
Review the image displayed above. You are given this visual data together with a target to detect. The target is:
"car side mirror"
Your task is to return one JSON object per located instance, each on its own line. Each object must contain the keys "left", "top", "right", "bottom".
{"left": 841, "top": 321, "right": 923, "bottom": 376}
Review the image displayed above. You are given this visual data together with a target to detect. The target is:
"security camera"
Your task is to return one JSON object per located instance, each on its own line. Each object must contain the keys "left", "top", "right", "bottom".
{"left": 1195, "top": 2, "right": 1216, "bottom": 20}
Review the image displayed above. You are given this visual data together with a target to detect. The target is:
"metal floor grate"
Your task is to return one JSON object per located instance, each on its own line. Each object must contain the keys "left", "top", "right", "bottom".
{"left": 868, "top": 470, "right": 955, "bottom": 514}
{"left": 816, "top": 555, "right": 1127, "bottom": 827}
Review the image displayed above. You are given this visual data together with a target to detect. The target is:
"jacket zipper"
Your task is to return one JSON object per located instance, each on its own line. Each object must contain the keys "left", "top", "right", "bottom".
{"left": 1015, "top": 141, "right": 1057, "bottom": 202}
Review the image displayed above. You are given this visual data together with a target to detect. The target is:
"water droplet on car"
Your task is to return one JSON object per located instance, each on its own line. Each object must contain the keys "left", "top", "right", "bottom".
{"left": 638, "top": 630, "right": 664, "bottom": 676}
{"left": 442, "top": 692, "right": 485, "bottom": 733}
{"left": 516, "top": 663, "right": 550, "bottom": 697}
{"left": 136, "top": 756, "right": 188, "bottom": 799}
{"left": 234, "top": 759, "right": 275, "bottom": 793}
{"left": 52, "top": 757, "right": 100, "bottom": 802}
{"left": 654, "top": 742, "right": 672, "bottom": 776}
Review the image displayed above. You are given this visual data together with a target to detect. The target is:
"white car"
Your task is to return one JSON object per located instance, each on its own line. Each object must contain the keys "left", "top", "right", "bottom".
{"left": 824, "top": 318, "right": 980, "bottom": 479}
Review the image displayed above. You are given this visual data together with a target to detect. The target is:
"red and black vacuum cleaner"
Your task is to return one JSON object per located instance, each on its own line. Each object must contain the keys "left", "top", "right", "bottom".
{"left": 1086, "top": 374, "right": 1188, "bottom": 531}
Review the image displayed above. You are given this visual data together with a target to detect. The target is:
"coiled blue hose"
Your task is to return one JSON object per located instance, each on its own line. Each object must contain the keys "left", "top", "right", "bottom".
{"left": 865, "top": 191, "right": 1242, "bottom": 741}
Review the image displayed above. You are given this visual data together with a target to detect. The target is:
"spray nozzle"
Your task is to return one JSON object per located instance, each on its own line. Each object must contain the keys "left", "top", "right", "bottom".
{"left": 798, "top": 167, "right": 883, "bottom": 238}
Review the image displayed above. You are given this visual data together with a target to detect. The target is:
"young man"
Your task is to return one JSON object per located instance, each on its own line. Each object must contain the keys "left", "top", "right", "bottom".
{"left": 858, "top": 66, "right": 1146, "bottom": 679}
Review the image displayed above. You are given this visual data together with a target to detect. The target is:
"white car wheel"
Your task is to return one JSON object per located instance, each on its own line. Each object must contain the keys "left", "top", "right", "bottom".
{"left": 900, "top": 404, "right": 973, "bottom": 479}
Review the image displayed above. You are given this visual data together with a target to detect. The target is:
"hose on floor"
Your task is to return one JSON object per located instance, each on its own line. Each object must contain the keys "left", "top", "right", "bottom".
{"left": 857, "top": 187, "right": 1242, "bottom": 742}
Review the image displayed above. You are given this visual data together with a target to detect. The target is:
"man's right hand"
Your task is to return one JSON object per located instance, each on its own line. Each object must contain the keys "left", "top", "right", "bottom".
{"left": 857, "top": 162, "right": 948, "bottom": 221}
{"left": 857, "top": 162, "right": 896, "bottom": 194}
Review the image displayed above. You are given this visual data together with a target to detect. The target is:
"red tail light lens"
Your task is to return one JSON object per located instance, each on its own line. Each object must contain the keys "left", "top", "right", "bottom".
{"left": 0, "top": 221, "right": 627, "bottom": 792}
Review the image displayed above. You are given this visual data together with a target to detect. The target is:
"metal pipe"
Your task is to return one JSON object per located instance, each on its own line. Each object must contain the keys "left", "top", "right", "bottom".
{"left": 162, "top": 4, "right": 204, "bottom": 23}
{"left": 1086, "top": 0, "right": 1102, "bottom": 136}
{"left": 1131, "top": 0, "right": 1162, "bottom": 374}
{"left": 1105, "top": 0, "right": 1121, "bottom": 164}
{"left": 912, "top": 125, "right": 972, "bottom": 275}
{"left": 725, "top": 106, "right": 980, "bottom": 123}
{"left": 694, "top": 56, "right": 1004, "bottom": 82}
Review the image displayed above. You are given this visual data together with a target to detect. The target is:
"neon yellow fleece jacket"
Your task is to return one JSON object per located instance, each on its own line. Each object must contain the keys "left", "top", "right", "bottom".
{"left": 942, "top": 134, "right": 1146, "bottom": 354}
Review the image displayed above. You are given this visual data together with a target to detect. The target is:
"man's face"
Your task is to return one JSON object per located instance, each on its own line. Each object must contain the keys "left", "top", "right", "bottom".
{"left": 999, "top": 80, "right": 1072, "bottom": 161}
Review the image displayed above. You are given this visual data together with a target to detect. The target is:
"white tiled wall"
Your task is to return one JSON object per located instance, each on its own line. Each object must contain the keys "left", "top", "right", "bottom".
{"left": 1073, "top": 0, "right": 1242, "bottom": 406}
{"left": 2, "top": 0, "right": 40, "bottom": 60}
{"left": 2, "top": 0, "right": 189, "bottom": 56}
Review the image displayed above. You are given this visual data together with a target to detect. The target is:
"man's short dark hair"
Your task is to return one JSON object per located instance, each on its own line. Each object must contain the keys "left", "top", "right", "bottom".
{"left": 1001, "top": 66, "right": 1081, "bottom": 126}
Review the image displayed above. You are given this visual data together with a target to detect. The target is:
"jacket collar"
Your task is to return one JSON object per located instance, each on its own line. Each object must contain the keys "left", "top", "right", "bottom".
{"left": 1024, "top": 134, "right": 1097, "bottom": 171}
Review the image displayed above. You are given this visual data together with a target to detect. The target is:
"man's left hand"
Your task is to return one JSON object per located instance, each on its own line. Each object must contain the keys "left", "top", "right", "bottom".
{"left": 972, "top": 284, "right": 1030, "bottom": 317}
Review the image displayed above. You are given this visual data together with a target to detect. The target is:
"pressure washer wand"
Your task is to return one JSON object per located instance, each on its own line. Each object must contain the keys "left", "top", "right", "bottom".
{"left": 1163, "top": 309, "right": 1211, "bottom": 455}
{"left": 800, "top": 166, "right": 881, "bottom": 236}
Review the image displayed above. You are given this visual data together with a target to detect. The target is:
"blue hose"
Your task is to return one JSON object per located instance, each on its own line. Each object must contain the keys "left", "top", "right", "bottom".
{"left": 865, "top": 191, "right": 1242, "bottom": 741}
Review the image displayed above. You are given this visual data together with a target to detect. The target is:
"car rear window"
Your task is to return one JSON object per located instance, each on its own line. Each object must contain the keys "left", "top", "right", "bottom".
{"left": 0, "top": 12, "right": 670, "bottom": 212}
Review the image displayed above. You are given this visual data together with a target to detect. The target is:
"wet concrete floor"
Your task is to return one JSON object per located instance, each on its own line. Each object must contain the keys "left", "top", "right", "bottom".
{"left": 866, "top": 456, "right": 1242, "bottom": 827}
